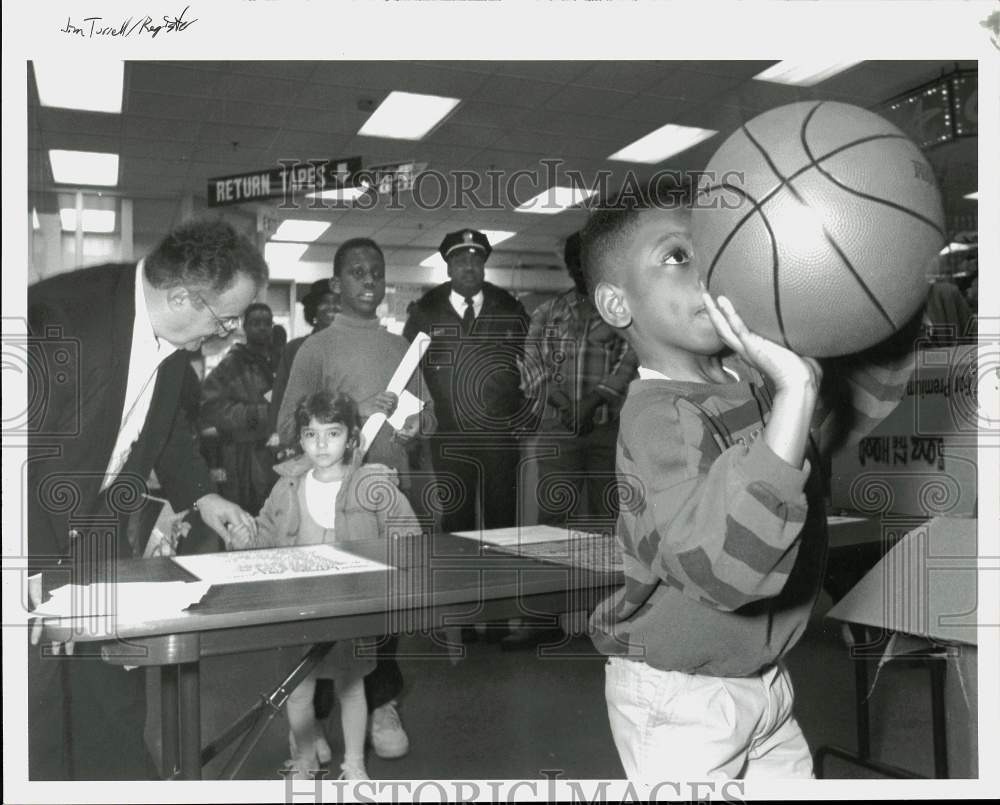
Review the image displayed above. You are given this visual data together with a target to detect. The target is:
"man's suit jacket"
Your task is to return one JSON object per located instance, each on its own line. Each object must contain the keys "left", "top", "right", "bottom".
{"left": 403, "top": 281, "right": 530, "bottom": 435}
{"left": 27, "top": 263, "right": 213, "bottom": 577}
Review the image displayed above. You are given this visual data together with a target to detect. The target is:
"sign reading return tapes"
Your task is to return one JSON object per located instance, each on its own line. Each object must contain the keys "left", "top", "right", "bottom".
{"left": 830, "top": 344, "right": 979, "bottom": 517}
{"left": 207, "top": 156, "right": 363, "bottom": 207}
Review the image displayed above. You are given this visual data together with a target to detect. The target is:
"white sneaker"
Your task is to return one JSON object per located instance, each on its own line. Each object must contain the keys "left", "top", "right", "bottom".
{"left": 338, "top": 759, "right": 370, "bottom": 780}
{"left": 288, "top": 731, "right": 333, "bottom": 765}
{"left": 367, "top": 701, "right": 410, "bottom": 759}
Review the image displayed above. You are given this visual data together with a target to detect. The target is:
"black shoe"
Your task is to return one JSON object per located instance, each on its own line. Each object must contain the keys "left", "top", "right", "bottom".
{"left": 313, "top": 677, "right": 335, "bottom": 720}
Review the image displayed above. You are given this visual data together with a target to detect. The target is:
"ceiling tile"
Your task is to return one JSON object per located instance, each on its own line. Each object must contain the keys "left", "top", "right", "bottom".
{"left": 227, "top": 62, "right": 320, "bottom": 81}
{"left": 197, "top": 122, "right": 279, "bottom": 151}
{"left": 470, "top": 75, "right": 563, "bottom": 108}
{"left": 123, "top": 116, "right": 199, "bottom": 142}
{"left": 453, "top": 101, "right": 530, "bottom": 129}
{"left": 126, "top": 91, "right": 219, "bottom": 121}
{"left": 572, "top": 62, "right": 671, "bottom": 92}
{"left": 542, "top": 85, "right": 633, "bottom": 116}
{"left": 493, "top": 61, "right": 592, "bottom": 83}
{"left": 645, "top": 68, "right": 745, "bottom": 101}
{"left": 214, "top": 74, "right": 305, "bottom": 105}
{"left": 37, "top": 109, "right": 121, "bottom": 138}
{"left": 427, "top": 122, "right": 503, "bottom": 150}
{"left": 129, "top": 63, "right": 221, "bottom": 97}
{"left": 613, "top": 94, "right": 693, "bottom": 124}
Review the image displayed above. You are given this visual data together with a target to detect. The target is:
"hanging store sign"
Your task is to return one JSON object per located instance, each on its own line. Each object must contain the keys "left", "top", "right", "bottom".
{"left": 207, "top": 156, "right": 363, "bottom": 207}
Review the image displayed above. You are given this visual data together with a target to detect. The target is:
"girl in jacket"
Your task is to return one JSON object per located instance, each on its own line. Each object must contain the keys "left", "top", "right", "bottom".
{"left": 228, "top": 390, "right": 418, "bottom": 780}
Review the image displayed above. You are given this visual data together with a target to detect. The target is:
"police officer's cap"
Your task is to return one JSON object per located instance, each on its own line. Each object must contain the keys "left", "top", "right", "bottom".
{"left": 439, "top": 229, "right": 492, "bottom": 261}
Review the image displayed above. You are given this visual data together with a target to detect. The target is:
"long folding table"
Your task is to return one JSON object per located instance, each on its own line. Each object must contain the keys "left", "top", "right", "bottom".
{"left": 43, "top": 531, "right": 621, "bottom": 780}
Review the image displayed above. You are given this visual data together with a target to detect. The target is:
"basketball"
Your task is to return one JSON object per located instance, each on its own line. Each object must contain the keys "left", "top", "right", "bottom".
{"left": 691, "top": 101, "right": 945, "bottom": 357}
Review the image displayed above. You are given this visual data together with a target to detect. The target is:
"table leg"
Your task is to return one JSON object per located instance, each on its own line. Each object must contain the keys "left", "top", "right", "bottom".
{"left": 160, "top": 665, "right": 180, "bottom": 779}
{"left": 178, "top": 661, "right": 202, "bottom": 780}
{"left": 930, "top": 659, "right": 949, "bottom": 778}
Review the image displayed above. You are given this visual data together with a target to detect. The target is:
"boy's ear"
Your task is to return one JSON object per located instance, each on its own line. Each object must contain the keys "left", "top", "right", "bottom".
{"left": 331, "top": 276, "right": 341, "bottom": 295}
{"left": 594, "top": 280, "right": 632, "bottom": 329}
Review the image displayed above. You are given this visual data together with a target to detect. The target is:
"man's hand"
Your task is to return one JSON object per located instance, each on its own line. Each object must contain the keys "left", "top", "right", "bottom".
{"left": 28, "top": 573, "right": 73, "bottom": 655}
{"left": 359, "top": 391, "right": 399, "bottom": 419}
{"left": 394, "top": 413, "right": 421, "bottom": 445}
{"left": 703, "top": 293, "right": 821, "bottom": 393}
{"left": 195, "top": 493, "right": 258, "bottom": 544}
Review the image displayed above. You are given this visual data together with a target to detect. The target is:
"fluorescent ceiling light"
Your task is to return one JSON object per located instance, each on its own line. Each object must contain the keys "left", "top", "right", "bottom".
{"left": 271, "top": 220, "right": 330, "bottom": 242}
{"left": 264, "top": 242, "right": 308, "bottom": 266}
{"left": 608, "top": 124, "right": 717, "bottom": 164}
{"left": 964, "top": 191, "right": 978, "bottom": 200}
{"left": 304, "top": 186, "right": 370, "bottom": 205}
{"left": 420, "top": 252, "right": 447, "bottom": 269}
{"left": 33, "top": 61, "right": 124, "bottom": 113}
{"left": 358, "top": 91, "right": 460, "bottom": 140}
{"left": 753, "top": 59, "right": 864, "bottom": 87}
{"left": 939, "top": 242, "right": 975, "bottom": 256}
{"left": 480, "top": 230, "right": 516, "bottom": 246}
{"left": 515, "top": 186, "right": 598, "bottom": 215}
{"left": 59, "top": 208, "right": 116, "bottom": 233}
{"left": 49, "top": 149, "right": 119, "bottom": 186}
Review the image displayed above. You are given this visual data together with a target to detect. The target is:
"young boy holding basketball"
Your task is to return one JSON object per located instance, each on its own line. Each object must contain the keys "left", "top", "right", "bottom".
{"left": 582, "top": 183, "right": 915, "bottom": 781}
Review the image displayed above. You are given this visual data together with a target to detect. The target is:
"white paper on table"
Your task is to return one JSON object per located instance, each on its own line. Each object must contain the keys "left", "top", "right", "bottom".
{"left": 360, "top": 332, "right": 431, "bottom": 455}
{"left": 172, "top": 543, "right": 391, "bottom": 585}
{"left": 386, "top": 389, "right": 425, "bottom": 431}
{"left": 33, "top": 581, "right": 212, "bottom": 635}
{"left": 826, "top": 514, "right": 869, "bottom": 526}
{"left": 452, "top": 525, "right": 576, "bottom": 547}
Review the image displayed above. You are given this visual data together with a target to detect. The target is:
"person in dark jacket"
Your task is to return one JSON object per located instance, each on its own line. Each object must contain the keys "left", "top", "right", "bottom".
{"left": 201, "top": 302, "right": 276, "bottom": 515}
{"left": 403, "top": 228, "right": 531, "bottom": 531}
{"left": 26, "top": 218, "right": 265, "bottom": 779}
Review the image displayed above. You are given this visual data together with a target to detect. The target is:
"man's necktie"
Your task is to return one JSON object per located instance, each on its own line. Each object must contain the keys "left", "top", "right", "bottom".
{"left": 462, "top": 296, "right": 475, "bottom": 335}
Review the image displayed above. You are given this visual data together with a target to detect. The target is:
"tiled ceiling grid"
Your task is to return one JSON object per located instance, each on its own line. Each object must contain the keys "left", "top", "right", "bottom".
{"left": 27, "top": 60, "right": 978, "bottom": 269}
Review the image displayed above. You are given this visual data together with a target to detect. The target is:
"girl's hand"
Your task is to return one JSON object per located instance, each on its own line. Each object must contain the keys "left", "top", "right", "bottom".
{"left": 702, "top": 293, "right": 822, "bottom": 394}
{"left": 224, "top": 522, "right": 253, "bottom": 550}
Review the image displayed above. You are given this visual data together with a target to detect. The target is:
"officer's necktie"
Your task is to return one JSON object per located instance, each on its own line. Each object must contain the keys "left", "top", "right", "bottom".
{"left": 462, "top": 296, "right": 475, "bottom": 335}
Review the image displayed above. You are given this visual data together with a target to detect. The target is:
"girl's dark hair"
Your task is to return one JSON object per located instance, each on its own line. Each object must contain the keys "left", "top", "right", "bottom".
{"left": 293, "top": 391, "right": 362, "bottom": 462}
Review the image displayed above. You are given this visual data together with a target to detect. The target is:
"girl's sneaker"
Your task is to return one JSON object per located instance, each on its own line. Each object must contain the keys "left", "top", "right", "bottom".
{"left": 338, "top": 759, "right": 370, "bottom": 780}
{"left": 288, "top": 731, "right": 333, "bottom": 765}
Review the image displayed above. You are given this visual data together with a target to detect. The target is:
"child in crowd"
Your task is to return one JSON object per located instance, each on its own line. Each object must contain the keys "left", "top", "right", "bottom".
{"left": 581, "top": 182, "right": 915, "bottom": 781}
{"left": 227, "top": 390, "right": 419, "bottom": 780}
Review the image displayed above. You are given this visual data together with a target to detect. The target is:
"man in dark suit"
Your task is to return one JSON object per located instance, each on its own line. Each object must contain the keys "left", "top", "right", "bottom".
{"left": 26, "top": 218, "right": 267, "bottom": 780}
{"left": 403, "top": 229, "right": 531, "bottom": 532}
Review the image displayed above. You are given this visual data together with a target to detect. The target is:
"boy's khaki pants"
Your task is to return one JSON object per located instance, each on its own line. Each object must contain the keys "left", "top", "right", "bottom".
{"left": 605, "top": 657, "right": 815, "bottom": 781}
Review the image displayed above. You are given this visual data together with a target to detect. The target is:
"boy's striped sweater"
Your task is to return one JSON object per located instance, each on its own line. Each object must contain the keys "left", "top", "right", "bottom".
{"left": 589, "top": 350, "right": 914, "bottom": 677}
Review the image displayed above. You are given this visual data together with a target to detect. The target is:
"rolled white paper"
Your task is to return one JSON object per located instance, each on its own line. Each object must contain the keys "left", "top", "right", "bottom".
{"left": 360, "top": 331, "right": 431, "bottom": 456}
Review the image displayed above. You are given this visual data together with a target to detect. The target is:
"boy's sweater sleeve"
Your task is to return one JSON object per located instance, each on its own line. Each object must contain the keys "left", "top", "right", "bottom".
{"left": 623, "top": 396, "right": 810, "bottom": 611}
{"left": 812, "top": 314, "right": 920, "bottom": 457}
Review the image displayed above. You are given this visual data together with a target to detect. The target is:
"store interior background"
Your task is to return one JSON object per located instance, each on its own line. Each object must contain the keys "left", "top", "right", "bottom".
{"left": 27, "top": 60, "right": 978, "bottom": 373}
{"left": 22, "top": 60, "right": 983, "bottom": 780}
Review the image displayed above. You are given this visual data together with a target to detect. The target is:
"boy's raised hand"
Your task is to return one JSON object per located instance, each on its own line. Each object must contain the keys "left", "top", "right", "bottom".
{"left": 702, "top": 292, "right": 821, "bottom": 394}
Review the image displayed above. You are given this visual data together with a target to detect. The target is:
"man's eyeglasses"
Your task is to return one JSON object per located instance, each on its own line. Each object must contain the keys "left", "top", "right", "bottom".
{"left": 194, "top": 292, "right": 241, "bottom": 336}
